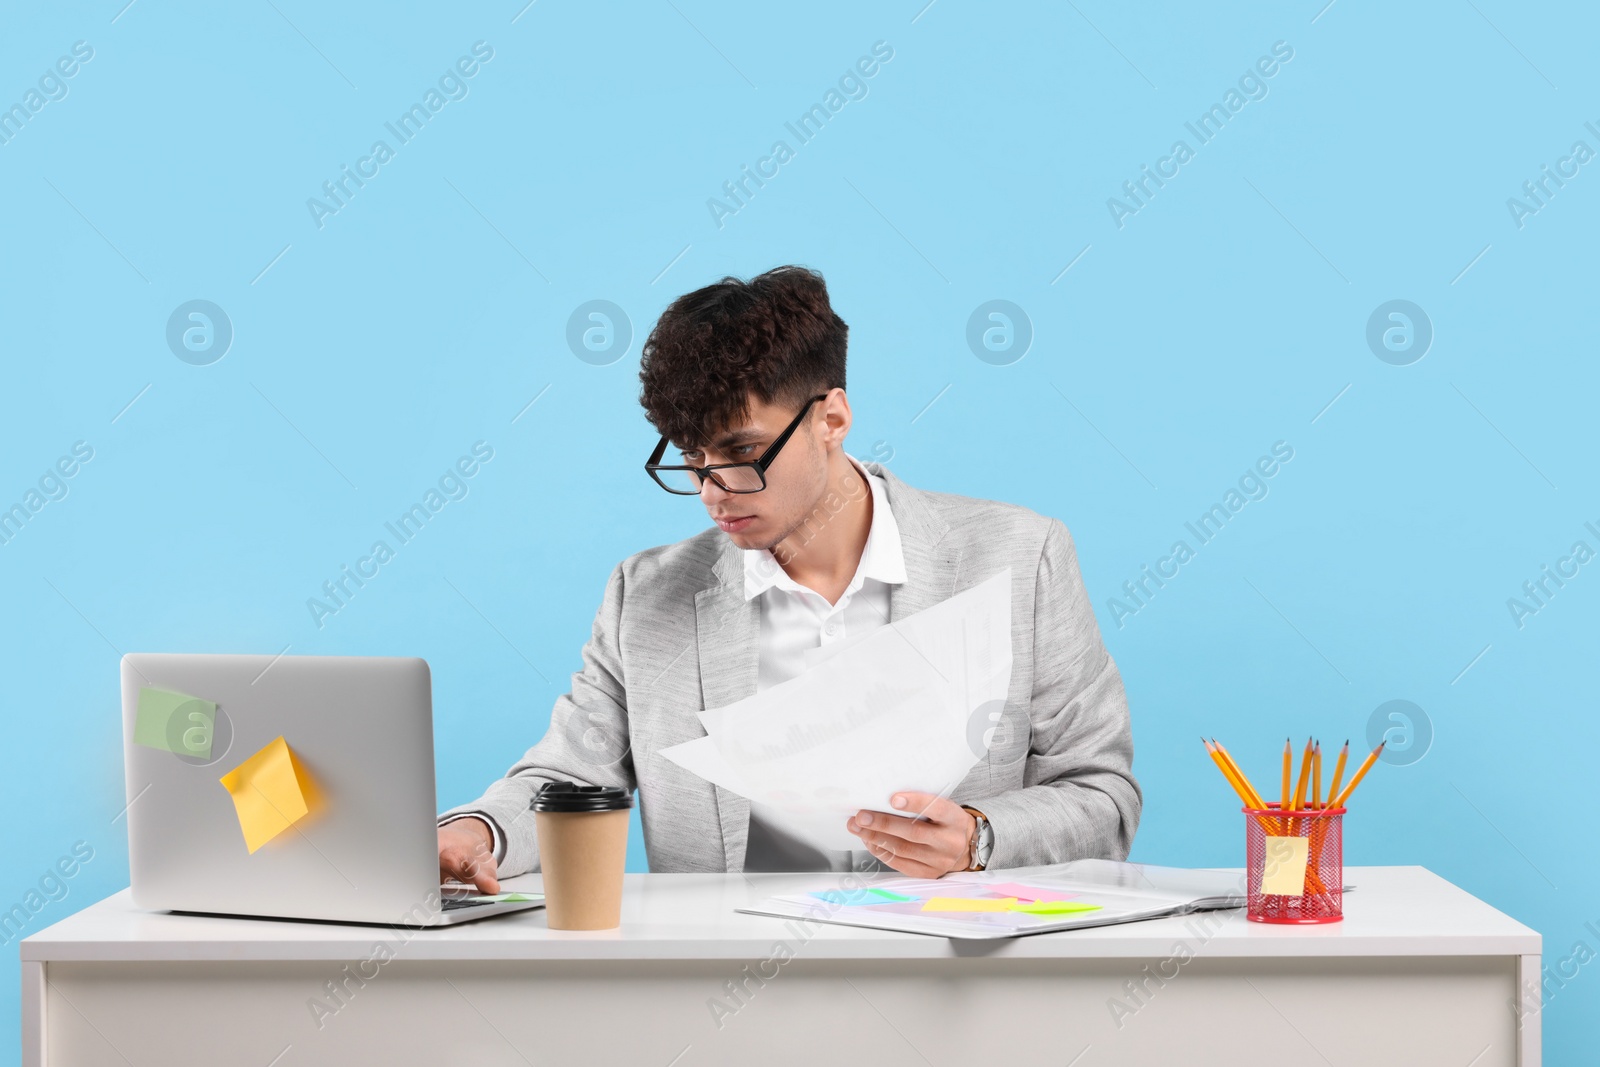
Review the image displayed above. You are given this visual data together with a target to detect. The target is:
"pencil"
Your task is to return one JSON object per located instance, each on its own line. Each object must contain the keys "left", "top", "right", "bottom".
{"left": 1312, "top": 741, "right": 1322, "bottom": 809}
{"left": 1291, "top": 736, "right": 1314, "bottom": 811}
{"left": 1204, "top": 738, "right": 1253, "bottom": 815}
{"left": 1281, "top": 738, "right": 1291, "bottom": 811}
{"left": 1331, "top": 740, "right": 1385, "bottom": 808}
{"left": 1206, "top": 739, "right": 1282, "bottom": 839}
{"left": 1203, "top": 738, "right": 1233, "bottom": 788}
{"left": 1326, "top": 740, "right": 1349, "bottom": 805}
{"left": 1211, "top": 739, "right": 1265, "bottom": 807}
{"left": 1216, "top": 739, "right": 1292, "bottom": 838}
{"left": 1205, "top": 738, "right": 1259, "bottom": 806}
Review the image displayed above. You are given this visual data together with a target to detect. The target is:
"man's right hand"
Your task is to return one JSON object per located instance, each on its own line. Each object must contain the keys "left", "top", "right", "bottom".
{"left": 438, "top": 818, "right": 501, "bottom": 895}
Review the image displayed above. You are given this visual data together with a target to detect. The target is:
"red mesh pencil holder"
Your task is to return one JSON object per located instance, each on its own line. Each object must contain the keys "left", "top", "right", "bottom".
{"left": 1244, "top": 803, "right": 1344, "bottom": 924}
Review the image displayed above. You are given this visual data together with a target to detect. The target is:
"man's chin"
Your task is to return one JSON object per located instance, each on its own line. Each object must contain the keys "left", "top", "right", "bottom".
{"left": 723, "top": 529, "right": 768, "bottom": 551}
{"left": 718, "top": 523, "right": 780, "bottom": 553}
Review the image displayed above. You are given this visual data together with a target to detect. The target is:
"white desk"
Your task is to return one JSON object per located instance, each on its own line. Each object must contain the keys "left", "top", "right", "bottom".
{"left": 22, "top": 865, "right": 1539, "bottom": 1066}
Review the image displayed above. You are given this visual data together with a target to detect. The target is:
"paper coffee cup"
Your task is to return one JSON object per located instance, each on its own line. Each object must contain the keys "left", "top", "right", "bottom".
{"left": 532, "top": 781, "right": 632, "bottom": 930}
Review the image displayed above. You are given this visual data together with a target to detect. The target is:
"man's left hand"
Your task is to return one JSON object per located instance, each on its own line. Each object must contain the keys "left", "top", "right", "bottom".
{"left": 847, "top": 791, "right": 974, "bottom": 878}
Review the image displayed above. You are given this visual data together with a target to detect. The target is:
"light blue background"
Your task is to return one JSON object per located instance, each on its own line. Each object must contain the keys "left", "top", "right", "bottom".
{"left": 3, "top": 0, "right": 1596, "bottom": 1061}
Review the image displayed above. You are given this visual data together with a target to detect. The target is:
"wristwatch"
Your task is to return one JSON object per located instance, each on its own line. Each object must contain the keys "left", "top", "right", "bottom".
{"left": 960, "top": 805, "right": 993, "bottom": 872}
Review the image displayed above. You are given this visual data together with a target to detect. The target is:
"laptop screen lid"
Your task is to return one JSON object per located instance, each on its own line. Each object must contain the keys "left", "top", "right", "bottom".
{"left": 121, "top": 653, "right": 444, "bottom": 925}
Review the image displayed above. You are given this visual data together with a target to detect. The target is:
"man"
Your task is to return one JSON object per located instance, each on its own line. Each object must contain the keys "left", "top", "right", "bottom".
{"left": 439, "top": 265, "right": 1139, "bottom": 892}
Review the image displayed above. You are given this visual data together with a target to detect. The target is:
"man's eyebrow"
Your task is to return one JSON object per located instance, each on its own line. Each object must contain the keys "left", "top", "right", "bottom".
{"left": 684, "top": 427, "right": 767, "bottom": 450}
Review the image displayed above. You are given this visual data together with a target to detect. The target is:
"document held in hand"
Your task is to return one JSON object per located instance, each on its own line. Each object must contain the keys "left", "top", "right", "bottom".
{"left": 661, "top": 568, "right": 1014, "bottom": 851}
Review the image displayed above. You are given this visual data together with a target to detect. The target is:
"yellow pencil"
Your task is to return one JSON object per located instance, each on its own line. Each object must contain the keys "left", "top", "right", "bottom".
{"left": 1291, "top": 736, "right": 1314, "bottom": 811}
{"left": 1312, "top": 741, "right": 1322, "bottom": 809}
{"left": 1215, "top": 738, "right": 1282, "bottom": 834}
{"left": 1281, "top": 738, "right": 1291, "bottom": 811}
{"left": 1326, "top": 740, "right": 1349, "bottom": 805}
{"left": 1331, "top": 740, "right": 1385, "bottom": 808}
{"left": 1212, "top": 739, "right": 1265, "bottom": 808}
{"left": 1206, "top": 739, "right": 1282, "bottom": 839}
{"left": 1203, "top": 739, "right": 1261, "bottom": 826}
{"left": 1203, "top": 739, "right": 1250, "bottom": 804}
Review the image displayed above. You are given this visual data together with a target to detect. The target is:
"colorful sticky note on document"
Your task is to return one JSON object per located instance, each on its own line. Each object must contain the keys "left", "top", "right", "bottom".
{"left": 463, "top": 893, "right": 540, "bottom": 903}
{"left": 1008, "top": 900, "right": 1103, "bottom": 916}
{"left": 133, "top": 687, "right": 216, "bottom": 759}
{"left": 921, "top": 896, "right": 1018, "bottom": 912}
{"left": 811, "top": 888, "right": 918, "bottom": 905}
{"left": 219, "top": 736, "right": 309, "bottom": 853}
{"left": 811, "top": 889, "right": 870, "bottom": 905}
{"left": 1261, "top": 835, "right": 1310, "bottom": 896}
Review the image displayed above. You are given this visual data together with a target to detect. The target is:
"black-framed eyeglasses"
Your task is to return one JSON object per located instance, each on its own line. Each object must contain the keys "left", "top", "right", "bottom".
{"left": 645, "top": 394, "right": 829, "bottom": 495}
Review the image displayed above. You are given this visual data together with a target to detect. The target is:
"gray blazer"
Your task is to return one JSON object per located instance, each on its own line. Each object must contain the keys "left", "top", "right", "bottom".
{"left": 441, "top": 462, "right": 1140, "bottom": 874}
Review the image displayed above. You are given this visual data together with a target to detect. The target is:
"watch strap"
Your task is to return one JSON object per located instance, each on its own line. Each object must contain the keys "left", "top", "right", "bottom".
{"left": 960, "top": 804, "right": 992, "bottom": 871}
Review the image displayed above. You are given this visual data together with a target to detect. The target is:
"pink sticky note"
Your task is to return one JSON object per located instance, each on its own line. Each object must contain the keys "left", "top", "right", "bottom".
{"left": 980, "top": 882, "right": 1075, "bottom": 903}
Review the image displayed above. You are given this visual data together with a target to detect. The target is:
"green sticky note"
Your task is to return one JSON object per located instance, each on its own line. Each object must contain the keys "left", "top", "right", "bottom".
{"left": 466, "top": 893, "right": 539, "bottom": 903}
{"left": 134, "top": 687, "right": 216, "bottom": 759}
{"left": 1008, "top": 900, "right": 1103, "bottom": 916}
{"left": 868, "top": 888, "right": 917, "bottom": 902}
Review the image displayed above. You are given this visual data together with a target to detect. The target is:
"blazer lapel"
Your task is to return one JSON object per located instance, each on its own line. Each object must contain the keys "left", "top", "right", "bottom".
{"left": 871, "top": 463, "right": 963, "bottom": 620}
{"left": 694, "top": 540, "right": 758, "bottom": 871}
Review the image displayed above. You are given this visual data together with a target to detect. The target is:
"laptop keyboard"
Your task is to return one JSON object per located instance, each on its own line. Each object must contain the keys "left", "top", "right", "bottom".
{"left": 440, "top": 897, "right": 494, "bottom": 911}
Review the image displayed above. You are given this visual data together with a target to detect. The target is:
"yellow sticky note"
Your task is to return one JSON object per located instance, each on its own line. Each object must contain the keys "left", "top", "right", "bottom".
{"left": 920, "top": 896, "right": 1019, "bottom": 912}
{"left": 219, "top": 737, "right": 309, "bottom": 854}
{"left": 1261, "top": 835, "right": 1310, "bottom": 896}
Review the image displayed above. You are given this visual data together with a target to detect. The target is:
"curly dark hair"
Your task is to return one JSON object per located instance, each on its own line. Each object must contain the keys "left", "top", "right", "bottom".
{"left": 638, "top": 265, "right": 847, "bottom": 447}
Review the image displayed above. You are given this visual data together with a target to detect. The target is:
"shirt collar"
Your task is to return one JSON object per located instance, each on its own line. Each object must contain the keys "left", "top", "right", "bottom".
{"left": 743, "top": 453, "right": 907, "bottom": 601}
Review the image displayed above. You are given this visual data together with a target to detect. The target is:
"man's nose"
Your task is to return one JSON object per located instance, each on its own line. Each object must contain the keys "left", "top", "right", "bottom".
{"left": 699, "top": 474, "right": 731, "bottom": 506}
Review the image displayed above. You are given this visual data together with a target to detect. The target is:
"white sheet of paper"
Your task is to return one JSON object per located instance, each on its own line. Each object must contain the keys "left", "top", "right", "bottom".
{"left": 661, "top": 568, "right": 1013, "bottom": 852}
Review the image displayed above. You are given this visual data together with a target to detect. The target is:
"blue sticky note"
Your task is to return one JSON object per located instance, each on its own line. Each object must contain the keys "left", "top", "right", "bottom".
{"left": 810, "top": 889, "right": 872, "bottom": 905}
{"left": 810, "top": 887, "right": 919, "bottom": 906}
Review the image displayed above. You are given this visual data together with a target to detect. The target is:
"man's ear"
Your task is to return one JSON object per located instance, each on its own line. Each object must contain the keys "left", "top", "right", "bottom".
{"left": 819, "top": 389, "right": 852, "bottom": 448}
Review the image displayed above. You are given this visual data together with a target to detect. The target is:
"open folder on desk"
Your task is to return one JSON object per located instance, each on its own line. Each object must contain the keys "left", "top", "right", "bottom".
{"left": 738, "top": 860, "right": 1249, "bottom": 940}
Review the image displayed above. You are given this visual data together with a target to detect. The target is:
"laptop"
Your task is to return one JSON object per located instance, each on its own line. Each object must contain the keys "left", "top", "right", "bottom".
{"left": 121, "top": 653, "right": 543, "bottom": 927}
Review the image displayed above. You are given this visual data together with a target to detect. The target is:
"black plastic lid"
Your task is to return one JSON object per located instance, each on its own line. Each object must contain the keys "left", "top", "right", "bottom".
{"left": 530, "top": 780, "right": 633, "bottom": 813}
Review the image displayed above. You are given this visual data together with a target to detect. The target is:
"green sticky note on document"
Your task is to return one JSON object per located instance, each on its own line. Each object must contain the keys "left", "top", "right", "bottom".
{"left": 1008, "top": 900, "right": 1103, "bottom": 916}
{"left": 134, "top": 687, "right": 216, "bottom": 759}
{"left": 465, "top": 893, "right": 540, "bottom": 903}
{"left": 867, "top": 888, "right": 917, "bottom": 902}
